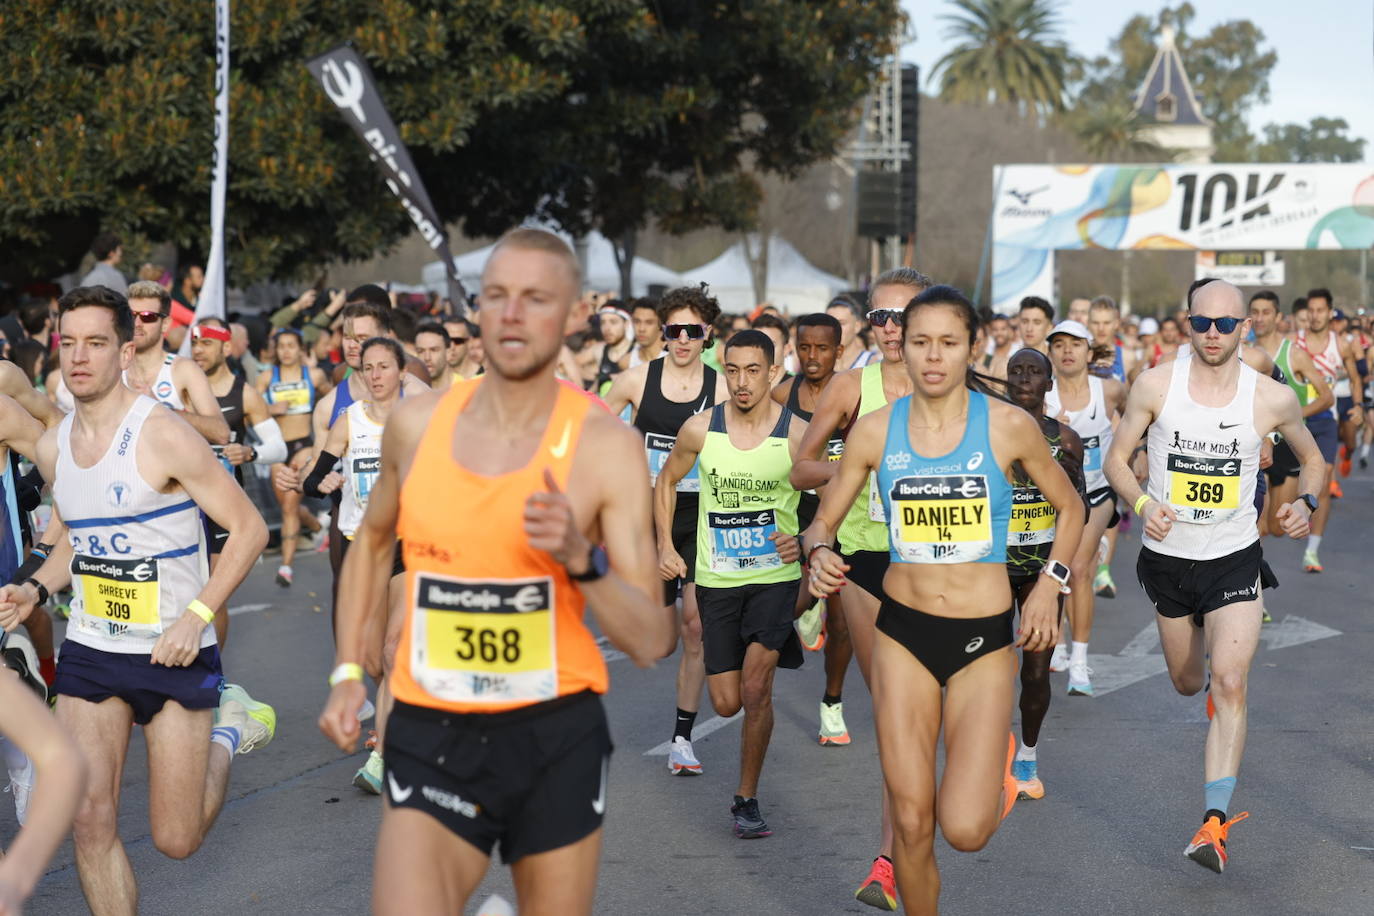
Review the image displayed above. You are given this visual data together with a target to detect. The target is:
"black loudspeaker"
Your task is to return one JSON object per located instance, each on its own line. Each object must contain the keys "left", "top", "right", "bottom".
{"left": 900, "top": 65, "right": 918, "bottom": 236}
{"left": 856, "top": 171, "right": 901, "bottom": 239}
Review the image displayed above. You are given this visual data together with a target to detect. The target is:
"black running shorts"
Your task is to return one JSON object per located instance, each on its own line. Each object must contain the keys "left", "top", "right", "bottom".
{"left": 1265, "top": 438, "right": 1301, "bottom": 485}
{"left": 662, "top": 498, "right": 698, "bottom": 606}
{"left": 384, "top": 692, "right": 612, "bottom": 864}
{"left": 837, "top": 548, "right": 889, "bottom": 600}
{"left": 696, "top": 579, "right": 805, "bottom": 675}
{"left": 1136, "top": 540, "right": 1277, "bottom": 627}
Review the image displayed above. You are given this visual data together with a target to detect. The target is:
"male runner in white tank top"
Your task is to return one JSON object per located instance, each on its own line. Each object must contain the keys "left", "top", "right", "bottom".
{"left": 0, "top": 285, "right": 272, "bottom": 916}
{"left": 1105, "top": 280, "right": 1324, "bottom": 874}
{"left": 1043, "top": 319, "right": 1126, "bottom": 697}
{"left": 123, "top": 280, "right": 229, "bottom": 445}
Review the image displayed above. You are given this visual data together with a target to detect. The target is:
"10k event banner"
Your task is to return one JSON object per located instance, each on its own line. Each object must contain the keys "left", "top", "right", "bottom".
{"left": 183, "top": 0, "right": 232, "bottom": 355}
{"left": 306, "top": 44, "right": 467, "bottom": 310}
{"left": 990, "top": 163, "right": 1374, "bottom": 312}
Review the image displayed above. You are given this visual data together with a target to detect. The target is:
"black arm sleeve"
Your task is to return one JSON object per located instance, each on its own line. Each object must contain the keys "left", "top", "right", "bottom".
{"left": 16, "top": 465, "right": 45, "bottom": 514}
{"left": 302, "top": 450, "right": 341, "bottom": 499}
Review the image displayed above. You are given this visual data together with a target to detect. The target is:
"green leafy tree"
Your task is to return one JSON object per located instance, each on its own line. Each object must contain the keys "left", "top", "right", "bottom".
{"left": 1064, "top": 101, "right": 1167, "bottom": 160}
{"left": 1256, "top": 117, "right": 1367, "bottom": 163}
{"left": 0, "top": 0, "right": 899, "bottom": 289}
{"left": 930, "top": 0, "right": 1076, "bottom": 116}
{"left": 1073, "top": 4, "right": 1278, "bottom": 159}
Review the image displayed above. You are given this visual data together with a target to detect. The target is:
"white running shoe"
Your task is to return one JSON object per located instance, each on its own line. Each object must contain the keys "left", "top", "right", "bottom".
{"left": 1049, "top": 643, "right": 1070, "bottom": 673}
{"left": 667, "top": 736, "right": 703, "bottom": 776}
{"left": 795, "top": 601, "right": 825, "bottom": 651}
{"left": 217, "top": 684, "right": 278, "bottom": 754}
{"left": 1067, "top": 661, "right": 1095, "bottom": 697}
{"left": 818, "top": 702, "right": 851, "bottom": 746}
{"left": 3, "top": 745, "right": 33, "bottom": 826}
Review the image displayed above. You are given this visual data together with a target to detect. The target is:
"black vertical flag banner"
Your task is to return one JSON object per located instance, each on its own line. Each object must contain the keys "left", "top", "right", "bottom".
{"left": 307, "top": 44, "right": 466, "bottom": 310}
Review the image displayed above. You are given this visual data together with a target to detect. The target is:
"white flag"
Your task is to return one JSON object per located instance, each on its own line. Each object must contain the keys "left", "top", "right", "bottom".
{"left": 184, "top": 0, "right": 230, "bottom": 353}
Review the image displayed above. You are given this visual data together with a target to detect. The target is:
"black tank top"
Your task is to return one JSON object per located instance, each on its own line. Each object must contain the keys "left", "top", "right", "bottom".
{"left": 595, "top": 344, "right": 624, "bottom": 393}
{"left": 216, "top": 374, "right": 248, "bottom": 485}
{"left": 634, "top": 360, "right": 716, "bottom": 439}
{"left": 786, "top": 377, "right": 845, "bottom": 461}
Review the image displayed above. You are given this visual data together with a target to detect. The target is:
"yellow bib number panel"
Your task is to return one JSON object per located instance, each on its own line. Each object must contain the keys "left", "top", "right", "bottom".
{"left": 72, "top": 555, "right": 161, "bottom": 629}
{"left": 1009, "top": 487, "right": 1056, "bottom": 546}
{"left": 1166, "top": 453, "right": 1240, "bottom": 523}
{"left": 411, "top": 574, "right": 556, "bottom": 705}
{"left": 889, "top": 475, "right": 992, "bottom": 563}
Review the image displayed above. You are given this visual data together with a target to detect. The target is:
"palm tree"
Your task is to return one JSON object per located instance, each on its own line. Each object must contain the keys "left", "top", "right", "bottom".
{"left": 930, "top": 0, "right": 1075, "bottom": 116}
{"left": 1069, "top": 101, "right": 1170, "bottom": 160}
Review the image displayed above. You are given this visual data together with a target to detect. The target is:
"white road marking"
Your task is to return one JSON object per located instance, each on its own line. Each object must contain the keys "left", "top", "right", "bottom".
{"left": 644, "top": 712, "right": 743, "bottom": 756}
{"left": 1084, "top": 615, "right": 1340, "bottom": 698}
{"left": 228, "top": 603, "right": 272, "bottom": 616}
{"left": 595, "top": 636, "right": 627, "bottom": 663}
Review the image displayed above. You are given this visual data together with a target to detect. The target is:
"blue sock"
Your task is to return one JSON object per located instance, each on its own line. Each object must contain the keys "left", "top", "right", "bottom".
{"left": 1204, "top": 777, "right": 1236, "bottom": 817}
{"left": 211, "top": 726, "right": 242, "bottom": 757}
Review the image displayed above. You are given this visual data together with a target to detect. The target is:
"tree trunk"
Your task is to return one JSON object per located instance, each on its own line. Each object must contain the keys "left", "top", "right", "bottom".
{"left": 740, "top": 232, "right": 770, "bottom": 306}
{"left": 610, "top": 227, "right": 637, "bottom": 300}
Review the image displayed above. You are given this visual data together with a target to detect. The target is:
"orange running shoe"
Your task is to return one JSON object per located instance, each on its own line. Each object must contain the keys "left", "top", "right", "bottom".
{"left": 854, "top": 856, "right": 897, "bottom": 911}
{"left": 1339, "top": 450, "right": 1352, "bottom": 478}
{"left": 1001, "top": 732, "right": 1017, "bottom": 820}
{"left": 1184, "top": 811, "right": 1249, "bottom": 873}
{"left": 1330, "top": 479, "right": 1344, "bottom": 499}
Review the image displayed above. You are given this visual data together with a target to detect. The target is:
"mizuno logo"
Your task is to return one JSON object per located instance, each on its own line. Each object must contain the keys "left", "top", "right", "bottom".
{"left": 591, "top": 755, "right": 608, "bottom": 815}
{"left": 1007, "top": 186, "right": 1048, "bottom": 206}
{"left": 550, "top": 421, "right": 572, "bottom": 459}
{"left": 387, "top": 772, "right": 412, "bottom": 804}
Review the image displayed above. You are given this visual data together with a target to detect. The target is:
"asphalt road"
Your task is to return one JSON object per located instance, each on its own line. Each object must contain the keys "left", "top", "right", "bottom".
{"left": 7, "top": 482, "right": 1374, "bottom": 915}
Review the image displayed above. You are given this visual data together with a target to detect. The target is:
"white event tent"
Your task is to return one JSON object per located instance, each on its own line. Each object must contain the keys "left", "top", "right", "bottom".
{"left": 421, "top": 230, "right": 685, "bottom": 297}
{"left": 680, "top": 235, "right": 847, "bottom": 315}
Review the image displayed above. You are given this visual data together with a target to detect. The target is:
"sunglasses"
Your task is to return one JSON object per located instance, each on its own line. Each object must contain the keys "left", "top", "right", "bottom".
{"left": 449, "top": 337, "right": 469, "bottom": 345}
{"left": 866, "top": 309, "right": 902, "bottom": 328}
{"left": 662, "top": 323, "right": 708, "bottom": 341}
{"left": 1187, "top": 315, "right": 1242, "bottom": 335}
{"left": 134, "top": 310, "right": 166, "bottom": 324}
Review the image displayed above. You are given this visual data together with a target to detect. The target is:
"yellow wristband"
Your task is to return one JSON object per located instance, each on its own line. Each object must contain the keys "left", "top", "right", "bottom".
{"left": 1133, "top": 493, "right": 1151, "bottom": 515}
{"left": 187, "top": 599, "right": 214, "bottom": 624}
{"left": 328, "top": 663, "right": 365, "bottom": 687}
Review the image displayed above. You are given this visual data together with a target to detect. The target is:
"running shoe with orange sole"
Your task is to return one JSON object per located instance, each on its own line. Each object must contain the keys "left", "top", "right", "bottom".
{"left": 1303, "top": 550, "right": 1323, "bottom": 573}
{"left": 1001, "top": 732, "right": 1017, "bottom": 820}
{"left": 1330, "top": 479, "right": 1343, "bottom": 499}
{"left": 1184, "top": 811, "right": 1249, "bottom": 873}
{"left": 854, "top": 856, "right": 897, "bottom": 911}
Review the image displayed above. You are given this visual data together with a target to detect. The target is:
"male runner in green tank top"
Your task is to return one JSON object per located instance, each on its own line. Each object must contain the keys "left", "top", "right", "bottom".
{"left": 655, "top": 330, "right": 806, "bottom": 840}
{"left": 1249, "top": 291, "right": 1333, "bottom": 536}
{"left": 789, "top": 267, "right": 931, "bottom": 910}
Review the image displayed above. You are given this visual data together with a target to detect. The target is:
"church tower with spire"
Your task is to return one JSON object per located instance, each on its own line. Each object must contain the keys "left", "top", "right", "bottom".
{"left": 1132, "top": 25, "right": 1214, "bottom": 163}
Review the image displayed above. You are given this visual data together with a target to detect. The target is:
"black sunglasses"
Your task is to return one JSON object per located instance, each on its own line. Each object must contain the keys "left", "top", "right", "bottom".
{"left": 662, "top": 323, "right": 708, "bottom": 341}
{"left": 1187, "top": 315, "right": 1242, "bottom": 335}
{"left": 134, "top": 310, "right": 166, "bottom": 324}
{"left": 866, "top": 309, "right": 902, "bottom": 328}
{"left": 449, "top": 337, "right": 470, "bottom": 345}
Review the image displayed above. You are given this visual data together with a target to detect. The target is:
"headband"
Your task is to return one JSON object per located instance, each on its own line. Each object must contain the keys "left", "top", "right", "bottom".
{"left": 192, "top": 325, "right": 231, "bottom": 342}
{"left": 597, "top": 306, "right": 632, "bottom": 324}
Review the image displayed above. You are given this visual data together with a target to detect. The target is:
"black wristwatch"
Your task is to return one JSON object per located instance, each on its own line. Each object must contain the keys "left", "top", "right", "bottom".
{"left": 23, "top": 577, "right": 49, "bottom": 606}
{"left": 569, "top": 544, "right": 609, "bottom": 583}
{"left": 1299, "top": 493, "right": 1319, "bottom": 514}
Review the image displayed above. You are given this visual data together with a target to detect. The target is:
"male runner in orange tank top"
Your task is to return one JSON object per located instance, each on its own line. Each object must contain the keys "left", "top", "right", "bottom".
{"left": 318, "top": 228, "right": 674, "bottom": 916}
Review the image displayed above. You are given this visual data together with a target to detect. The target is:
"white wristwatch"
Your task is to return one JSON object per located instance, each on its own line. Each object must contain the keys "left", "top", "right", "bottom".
{"left": 1040, "top": 561, "right": 1072, "bottom": 595}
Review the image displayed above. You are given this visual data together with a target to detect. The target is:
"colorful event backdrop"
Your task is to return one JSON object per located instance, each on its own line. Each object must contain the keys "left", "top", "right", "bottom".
{"left": 991, "top": 164, "right": 1374, "bottom": 312}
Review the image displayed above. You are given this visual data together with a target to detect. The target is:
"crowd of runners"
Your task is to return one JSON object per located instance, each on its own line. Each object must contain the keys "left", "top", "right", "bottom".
{"left": 0, "top": 228, "right": 1362, "bottom": 914}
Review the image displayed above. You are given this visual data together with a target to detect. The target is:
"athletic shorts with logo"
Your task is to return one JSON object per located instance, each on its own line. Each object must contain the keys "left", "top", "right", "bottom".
{"left": 383, "top": 692, "right": 611, "bottom": 863}
{"left": 1136, "top": 540, "right": 1276, "bottom": 627}
{"left": 1087, "top": 485, "right": 1121, "bottom": 529}
{"left": 696, "top": 579, "right": 804, "bottom": 675}
{"left": 54, "top": 640, "right": 224, "bottom": 726}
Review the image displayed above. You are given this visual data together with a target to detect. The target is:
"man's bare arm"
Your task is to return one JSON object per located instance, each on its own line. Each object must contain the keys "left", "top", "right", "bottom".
{"left": 790, "top": 370, "right": 858, "bottom": 491}
{"left": 0, "top": 361, "right": 62, "bottom": 429}
{"left": 173, "top": 358, "right": 230, "bottom": 444}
